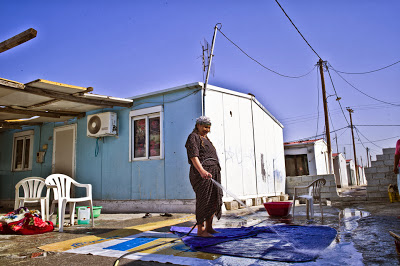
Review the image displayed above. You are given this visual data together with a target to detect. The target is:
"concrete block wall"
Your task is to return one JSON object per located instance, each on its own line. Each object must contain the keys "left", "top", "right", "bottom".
{"left": 365, "top": 148, "right": 396, "bottom": 201}
{"left": 286, "top": 174, "right": 339, "bottom": 201}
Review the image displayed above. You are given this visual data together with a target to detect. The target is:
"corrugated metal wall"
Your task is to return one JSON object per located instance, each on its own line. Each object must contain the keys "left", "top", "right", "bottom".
{"left": 205, "top": 89, "right": 285, "bottom": 198}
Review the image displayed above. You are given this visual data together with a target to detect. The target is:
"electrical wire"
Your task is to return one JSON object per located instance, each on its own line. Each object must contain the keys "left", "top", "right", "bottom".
{"left": 354, "top": 127, "right": 383, "bottom": 149}
{"left": 328, "top": 63, "right": 400, "bottom": 107}
{"left": 326, "top": 66, "right": 350, "bottom": 125}
{"left": 216, "top": 28, "right": 317, "bottom": 78}
{"left": 274, "top": 0, "right": 322, "bottom": 59}
{"left": 287, "top": 126, "right": 349, "bottom": 143}
{"left": 354, "top": 124, "right": 400, "bottom": 127}
{"left": 330, "top": 59, "right": 400, "bottom": 75}
{"left": 341, "top": 135, "right": 400, "bottom": 145}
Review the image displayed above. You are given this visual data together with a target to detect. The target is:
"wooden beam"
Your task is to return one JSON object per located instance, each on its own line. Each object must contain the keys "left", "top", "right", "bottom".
{"left": 0, "top": 123, "right": 22, "bottom": 129}
{"left": 1, "top": 106, "right": 85, "bottom": 118}
{"left": 0, "top": 78, "right": 25, "bottom": 89}
{"left": 0, "top": 79, "right": 132, "bottom": 108}
{"left": 24, "top": 85, "right": 132, "bottom": 107}
{"left": 27, "top": 99, "right": 61, "bottom": 108}
{"left": 0, "top": 28, "right": 37, "bottom": 53}
{"left": 0, "top": 107, "right": 60, "bottom": 118}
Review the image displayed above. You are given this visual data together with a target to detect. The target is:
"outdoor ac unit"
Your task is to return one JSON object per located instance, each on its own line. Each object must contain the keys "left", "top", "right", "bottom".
{"left": 87, "top": 112, "right": 117, "bottom": 137}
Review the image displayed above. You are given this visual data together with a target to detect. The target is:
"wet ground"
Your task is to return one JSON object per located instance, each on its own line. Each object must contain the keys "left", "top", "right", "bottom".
{"left": 1, "top": 200, "right": 399, "bottom": 265}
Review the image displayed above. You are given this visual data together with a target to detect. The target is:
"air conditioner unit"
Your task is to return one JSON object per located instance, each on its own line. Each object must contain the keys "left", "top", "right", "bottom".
{"left": 87, "top": 112, "right": 117, "bottom": 137}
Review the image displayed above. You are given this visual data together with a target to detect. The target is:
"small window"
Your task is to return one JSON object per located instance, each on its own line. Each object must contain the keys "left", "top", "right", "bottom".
{"left": 129, "top": 106, "right": 163, "bottom": 161}
{"left": 12, "top": 130, "right": 34, "bottom": 171}
{"left": 285, "top": 154, "right": 309, "bottom": 176}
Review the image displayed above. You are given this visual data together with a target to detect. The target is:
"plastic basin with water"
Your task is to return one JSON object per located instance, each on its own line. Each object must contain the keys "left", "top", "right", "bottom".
{"left": 263, "top": 202, "right": 292, "bottom": 217}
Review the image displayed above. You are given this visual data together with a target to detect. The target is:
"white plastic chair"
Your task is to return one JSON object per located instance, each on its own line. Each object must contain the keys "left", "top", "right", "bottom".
{"left": 15, "top": 177, "right": 48, "bottom": 220}
{"left": 45, "top": 174, "right": 94, "bottom": 232}
{"left": 292, "top": 178, "right": 326, "bottom": 220}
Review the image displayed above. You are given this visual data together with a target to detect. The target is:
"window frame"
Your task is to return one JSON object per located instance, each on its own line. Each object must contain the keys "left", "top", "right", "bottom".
{"left": 11, "top": 130, "right": 34, "bottom": 171}
{"left": 285, "top": 154, "right": 309, "bottom": 177}
{"left": 129, "top": 106, "right": 163, "bottom": 161}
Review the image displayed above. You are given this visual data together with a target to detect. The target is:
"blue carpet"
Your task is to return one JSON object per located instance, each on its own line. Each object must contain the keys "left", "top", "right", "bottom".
{"left": 170, "top": 225, "right": 337, "bottom": 262}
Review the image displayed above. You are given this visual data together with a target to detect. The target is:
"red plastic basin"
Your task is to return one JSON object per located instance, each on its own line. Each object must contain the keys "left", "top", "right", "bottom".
{"left": 263, "top": 202, "right": 293, "bottom": 217}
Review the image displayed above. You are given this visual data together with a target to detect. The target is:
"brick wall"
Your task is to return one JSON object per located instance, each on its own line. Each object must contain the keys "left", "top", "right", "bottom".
{"left": 365, "top": 148, "right": 396, "bottom": 201}
{"left": 286, "top": 174, "right": 339, "bottom": 201}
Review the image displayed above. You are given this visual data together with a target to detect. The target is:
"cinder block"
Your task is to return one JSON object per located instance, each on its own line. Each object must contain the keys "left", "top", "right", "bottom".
{"left": 279, "top": 194, "right": 289, "bottom": 201}
{"left": 371, "top": 173, "right": 386, "bottom": 179}
{"left": 372, "top": 161, "right": 384, "bottom": 167}
{"left": 263, "top": 197, "right": 272, "bottom": 203}
{"left": 364, "top": 167, "right": 377, "bottom": 174}
{"left": 379, "top": 186, "right": 389, "bottom": 192}
{"left": 368, "top": 179, "right": 381, "bottom": 186}
{"left": 270, "top": 196, "right": 280, "bottom": 202}
{"left": 384, "top": 159, "right": 393, "bottom": 166}
{"left": 383, "top": 148, "right": 395, "bottom": 155}
{"left": 377, "top": 166, "right": 391, "bottom": 173}
{"left": 366, "top": 186, "right": 379, "bottom": 192}
{"left": 302, "top": 176, "right": 313, "bottom": 182}
{"left": 224, "top": 201, "right": 238, "bottom": 210}
{"left": 252, "top": 197, "right": 262, "bottom": 206}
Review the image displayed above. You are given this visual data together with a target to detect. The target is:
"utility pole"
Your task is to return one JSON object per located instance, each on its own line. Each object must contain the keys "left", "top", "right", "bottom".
{"left": 0, "top": 28, "right": 37, "bottom": 54}
{"left": 318, "top": 59, "right": 333, "bottom": 174}
{"left": 347, "top": 107, "right": 359, "bottom": 185}
{"left": 366, "top": 147, "right": 370, "bottom": 167}
{"left": 335, "top": 133, "right": 339, "bottom": 154}
{"left": 203, "top": 23, "right": 220, "bottom": 116}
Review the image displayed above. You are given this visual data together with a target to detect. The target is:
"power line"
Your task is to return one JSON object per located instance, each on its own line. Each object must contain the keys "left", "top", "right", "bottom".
{"left": 355, "top": 126, "right": 383, "bottom": 149}
{"left": 341, "top": 135, "right": 400, "bottom": 145}
{"left": 287, "top": 126, "right": 348, "bottom": 143}
{"left": 331, "top": 59, "right": 400, "bottom": 75}
{"left": 274, "top": 0, "right": 322, "bottom": 59}
{"left": 326, "top": 66, "right": 350, "bottom": 125}
{"left": 216, "top": 28, "right": 316, "bottom": 78}
{"left": 328, "top": 63, "right": 400, "bottom": 107}
{"left": 354, "top": 124, "right": 400, "bottom": 127}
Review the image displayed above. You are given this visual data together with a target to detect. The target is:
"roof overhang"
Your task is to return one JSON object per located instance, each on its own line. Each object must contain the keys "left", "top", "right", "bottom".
{"left": 0, "top": 78, "right": 133, "bottom": 130}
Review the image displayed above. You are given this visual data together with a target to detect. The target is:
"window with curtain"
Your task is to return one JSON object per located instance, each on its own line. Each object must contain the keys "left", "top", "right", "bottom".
{"left": 130, "top": 106, "right": 163, "bottom": 160}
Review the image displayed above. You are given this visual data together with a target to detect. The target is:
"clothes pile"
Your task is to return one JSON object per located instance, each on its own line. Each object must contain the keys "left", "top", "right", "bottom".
{"left": 0, "top": 207, "right": 53, "bottom": 235}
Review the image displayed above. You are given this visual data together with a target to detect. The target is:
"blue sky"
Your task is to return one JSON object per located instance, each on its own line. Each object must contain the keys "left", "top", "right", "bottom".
{"left": 1, "top": 0, "right": 399, "bottom": 163}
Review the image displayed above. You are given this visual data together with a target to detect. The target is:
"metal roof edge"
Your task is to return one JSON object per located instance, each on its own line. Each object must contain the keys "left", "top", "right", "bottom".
{"left": 251, "top": 97, "right": 284, "bottom": 129}
{"left": 25, "top": 79, "right": 88, "bottom": 91}
{"left": 127, "top": 82, "right": 203, "bottom": 100}
{"left": 284, "top": 139, "right": 326, "bottom": 147}
{"left": 205, "top": 84, "right": 283, "bottom": 128}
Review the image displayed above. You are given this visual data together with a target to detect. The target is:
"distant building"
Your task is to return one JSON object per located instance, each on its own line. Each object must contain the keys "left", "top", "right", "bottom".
{"left": 346, "top": 159, "right": 356, "bottom": 186}
{"left": 332, "top": 153, "right": 348, "bottom": 188}
{"left": 284, "top": 139, "right": 331, "bottom": 177}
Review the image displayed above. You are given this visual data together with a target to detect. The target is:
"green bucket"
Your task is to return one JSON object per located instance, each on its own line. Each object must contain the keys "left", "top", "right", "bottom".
{"left": 75, "top": 206, "right": 102, "bottom": 218}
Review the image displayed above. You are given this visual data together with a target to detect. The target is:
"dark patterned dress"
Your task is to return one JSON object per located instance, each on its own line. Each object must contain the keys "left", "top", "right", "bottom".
{"left": 185, "top": 131, "right": 223, "bottom": 224}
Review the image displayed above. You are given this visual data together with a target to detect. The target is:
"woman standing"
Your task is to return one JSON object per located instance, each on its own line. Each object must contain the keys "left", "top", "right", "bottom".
{"left": 185, "top": 116, "right": 223, "bottom": 237}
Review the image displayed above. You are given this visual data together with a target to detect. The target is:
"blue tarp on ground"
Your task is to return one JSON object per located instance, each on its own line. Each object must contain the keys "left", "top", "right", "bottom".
{"left": 171, "top": 225, "right": 337, "bottom": 262}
